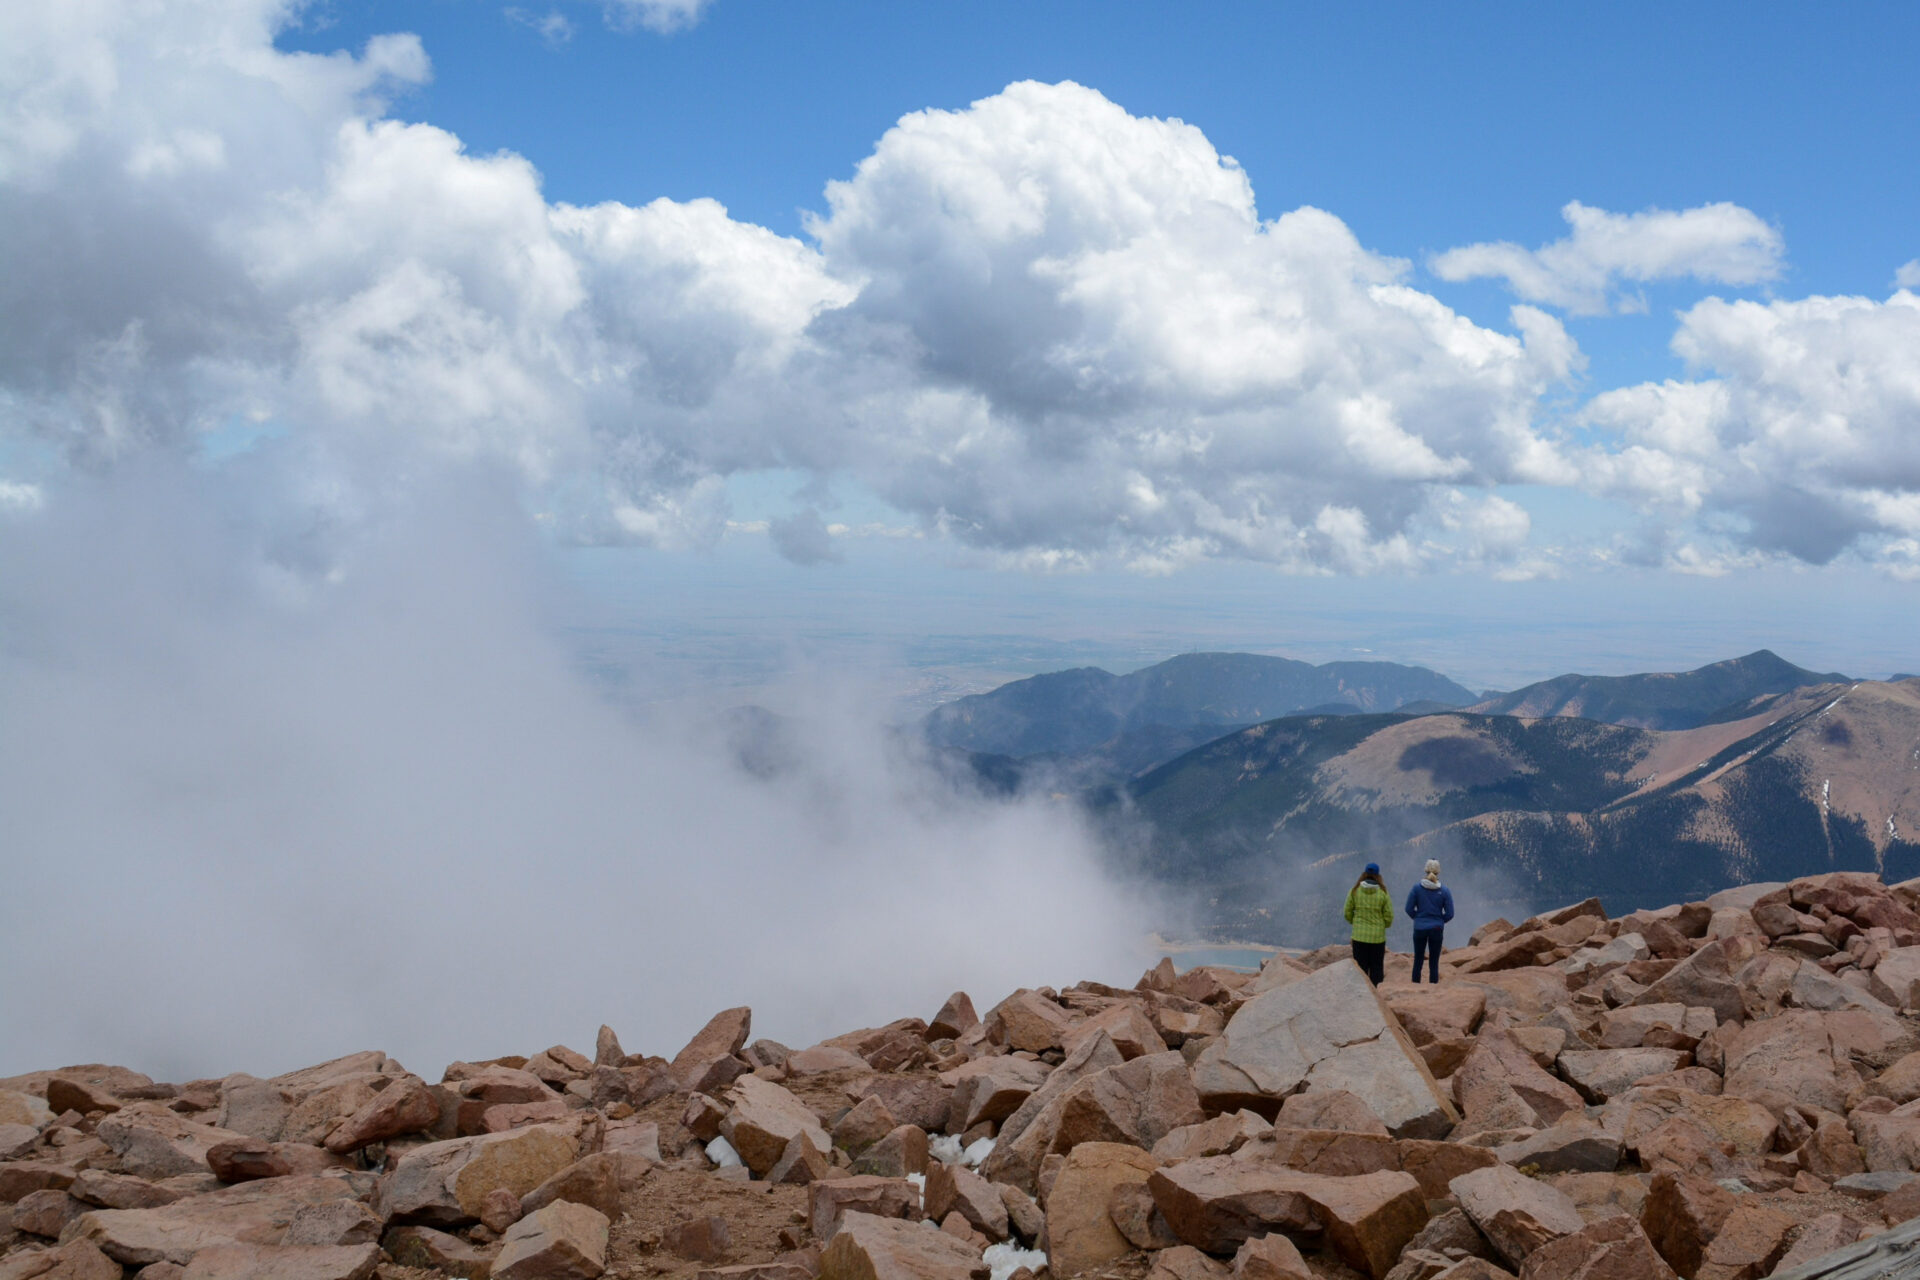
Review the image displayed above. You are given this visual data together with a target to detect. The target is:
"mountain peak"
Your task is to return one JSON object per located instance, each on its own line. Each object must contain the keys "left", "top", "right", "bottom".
{"left": 923, "top": 652, "right": 1475, "bottom": 759}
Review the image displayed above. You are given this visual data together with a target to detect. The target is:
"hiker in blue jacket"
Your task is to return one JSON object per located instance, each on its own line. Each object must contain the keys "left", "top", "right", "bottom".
{"left": 1405, "top": 858, "right": 1456, "bottom": 983}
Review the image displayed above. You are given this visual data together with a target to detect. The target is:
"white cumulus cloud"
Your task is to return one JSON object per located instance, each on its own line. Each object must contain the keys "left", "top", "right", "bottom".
{"left": 0, "top": 5, "right": 1588, "bottom": 576}
{"left": 1581, "top": 289, "right": 1920, "bottom": 565}
{"left": 15, "top": 6, "right": 1918, "bottom": 577}
{"left": 800, "top": 81, "right": 1579, "bottom": 570}
{"left": 1431, "top": 200, "right": 1784, "bottom": 315}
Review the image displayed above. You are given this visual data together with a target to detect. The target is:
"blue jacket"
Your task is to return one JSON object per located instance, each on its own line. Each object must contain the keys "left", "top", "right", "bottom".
{"left": 1405, "top": 882, "right": 1455, "bottom": 930}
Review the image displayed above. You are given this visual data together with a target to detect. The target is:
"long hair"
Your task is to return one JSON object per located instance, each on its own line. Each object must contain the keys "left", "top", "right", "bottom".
{"left": 1351, "top": 868, "right": 1385, "bottom": 894}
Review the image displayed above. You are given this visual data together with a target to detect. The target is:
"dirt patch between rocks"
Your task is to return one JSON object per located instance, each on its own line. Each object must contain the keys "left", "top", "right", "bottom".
{"left": 612, "top": 1166, "right": 813, "bottom": 1279}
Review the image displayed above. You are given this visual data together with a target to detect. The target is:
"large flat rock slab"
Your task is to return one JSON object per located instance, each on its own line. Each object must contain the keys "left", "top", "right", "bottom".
{"left": 1628, "top": 937, "right": 1762, "bottom": 1024}
{"left": 719, "top": 1076, "right": 831, "bottom": 1177}
{"left": 1147, "top": 1155, "right": 1427, "bottom": 1275}
{"left": 1600, "top": 1087, "right": 1777, "bottom": 1161}
{"left": 1721, "top": 1011, "right": 1858, "bottom": 1113}
{"left": 1191, "top": 961, "right": 1457, "bottom": 1138}
{"left": 66, "top": 1174, "right": 370, "bottom": 1268}
{"left": 1449, "top": 1164, "right": 1585, "bottom": 1271}
{"left": 179, "top": 1242, "right": 381, "bottom": 1280}
{"left": 1381, "top": 985, "right": 1487, "bottom": 1047}
{"left": 1052, "top": 1051, "right": 1204, "bottom": 1152}
{"left": 1046, "top": 1142, "right": 1158, "bottom": 1278}
{"left": 818, "top": 1210, "right": 988, "bottom": 1280}
{"left": 1557, "top": 1049, "right": 1690, "bottom": 1103}
{"left": 807, "top": 1177, "right": 922, "bottom": 1242}
{"left": 939, "top": 1057, "right": 1051, "bottom": 1132}
{"left": 375, "top": 1122, "right": 581, "bottom": 1226}
{"left": 217, "top": 1053, "right": 403, "bottom": 1148}
{"left": 1514, "top": 1214, "right": 1676, "bottom": 1280}
{"left": 97, "top": 1104, "right": 252, "bottom": 1180}
{"left": 491, "top": 1200, "right": 610, "bottom": 1280}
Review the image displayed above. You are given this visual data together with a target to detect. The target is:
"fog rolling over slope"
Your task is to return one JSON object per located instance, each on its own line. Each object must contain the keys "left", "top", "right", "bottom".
{"left": 0, "top": 463, "right": 1154, "bottom": 1082}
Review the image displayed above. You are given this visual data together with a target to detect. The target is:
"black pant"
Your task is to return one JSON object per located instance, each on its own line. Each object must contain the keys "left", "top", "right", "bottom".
{"left": 1351, "top": 939, "right": 1385, "bottom": 985}
{"left": 1412, "top": 928, "right": 1443, "bottom": 983}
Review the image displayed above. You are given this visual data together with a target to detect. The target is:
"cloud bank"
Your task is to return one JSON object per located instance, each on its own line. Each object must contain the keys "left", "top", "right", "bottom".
{"left": 7, "top": 2, "right": 1919, "bottom": 576}
{"left": 1582, "top": 289, "right": 1920, "bottom": 573}
{"left": 0, "top": 456, "right": 1154, "bottom": 1080}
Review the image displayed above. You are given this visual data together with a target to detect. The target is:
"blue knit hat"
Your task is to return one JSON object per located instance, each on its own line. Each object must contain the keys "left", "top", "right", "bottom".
{"left": 1364, "top": 862, "right": 1380, "bottom": 875}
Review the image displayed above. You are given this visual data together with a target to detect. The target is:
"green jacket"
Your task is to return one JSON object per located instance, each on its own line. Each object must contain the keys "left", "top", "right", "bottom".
{"left": 1344, "top": 882, "right": 1394, "bottom": 944}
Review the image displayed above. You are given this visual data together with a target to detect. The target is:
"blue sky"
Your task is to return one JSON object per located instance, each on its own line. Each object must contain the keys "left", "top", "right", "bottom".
{"left": 7, "top": 0, "right": 1920, "bottom": 696}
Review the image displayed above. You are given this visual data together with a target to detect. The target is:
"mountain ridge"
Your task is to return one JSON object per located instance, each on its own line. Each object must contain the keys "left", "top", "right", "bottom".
{"left": 931, "top": 648, "right": 1859, "bottom": 795}
{"left": 922, "top": 651, "right": 1477, "bottom": 762}
{"left": 1466, "top": 648, "right": 1849, "bottom": 730}
{"left": 1114, "top": 676, "right": 1920, "bottom": 946}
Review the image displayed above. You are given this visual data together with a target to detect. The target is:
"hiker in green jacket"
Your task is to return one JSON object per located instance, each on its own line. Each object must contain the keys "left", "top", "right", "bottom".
{"left": 1344, "top": 862, "right": 1393, "bottom": 985}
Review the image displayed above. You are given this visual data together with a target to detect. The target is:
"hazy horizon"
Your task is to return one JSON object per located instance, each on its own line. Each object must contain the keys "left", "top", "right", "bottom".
{"left": 556, "top": 537, "right": 1916, "bottom": 720}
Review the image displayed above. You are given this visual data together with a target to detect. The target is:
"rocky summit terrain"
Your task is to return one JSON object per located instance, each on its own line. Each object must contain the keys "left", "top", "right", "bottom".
{"left": 19, "top": 874, "right": 1920, "bottom": 1279}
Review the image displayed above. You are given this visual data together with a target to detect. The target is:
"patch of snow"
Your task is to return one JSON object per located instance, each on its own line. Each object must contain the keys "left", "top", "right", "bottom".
{"left": 984, "top": 1242, "right": 1048, "bottom": 1280}
{"left": 1824, "top": 779, "right": 1831, "bottom": 814}
{"left": 962, "top": 1137, "right": 996, "bottom": 1167}
{"left": 906, "top": 1172, "right": 927, "bottom": 1194}
{"left": 706, "top": 1136, "right": 743, "bottom": 1168}
{"left": 928, "top": 1134, "right": 964, "bottom": 1164}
